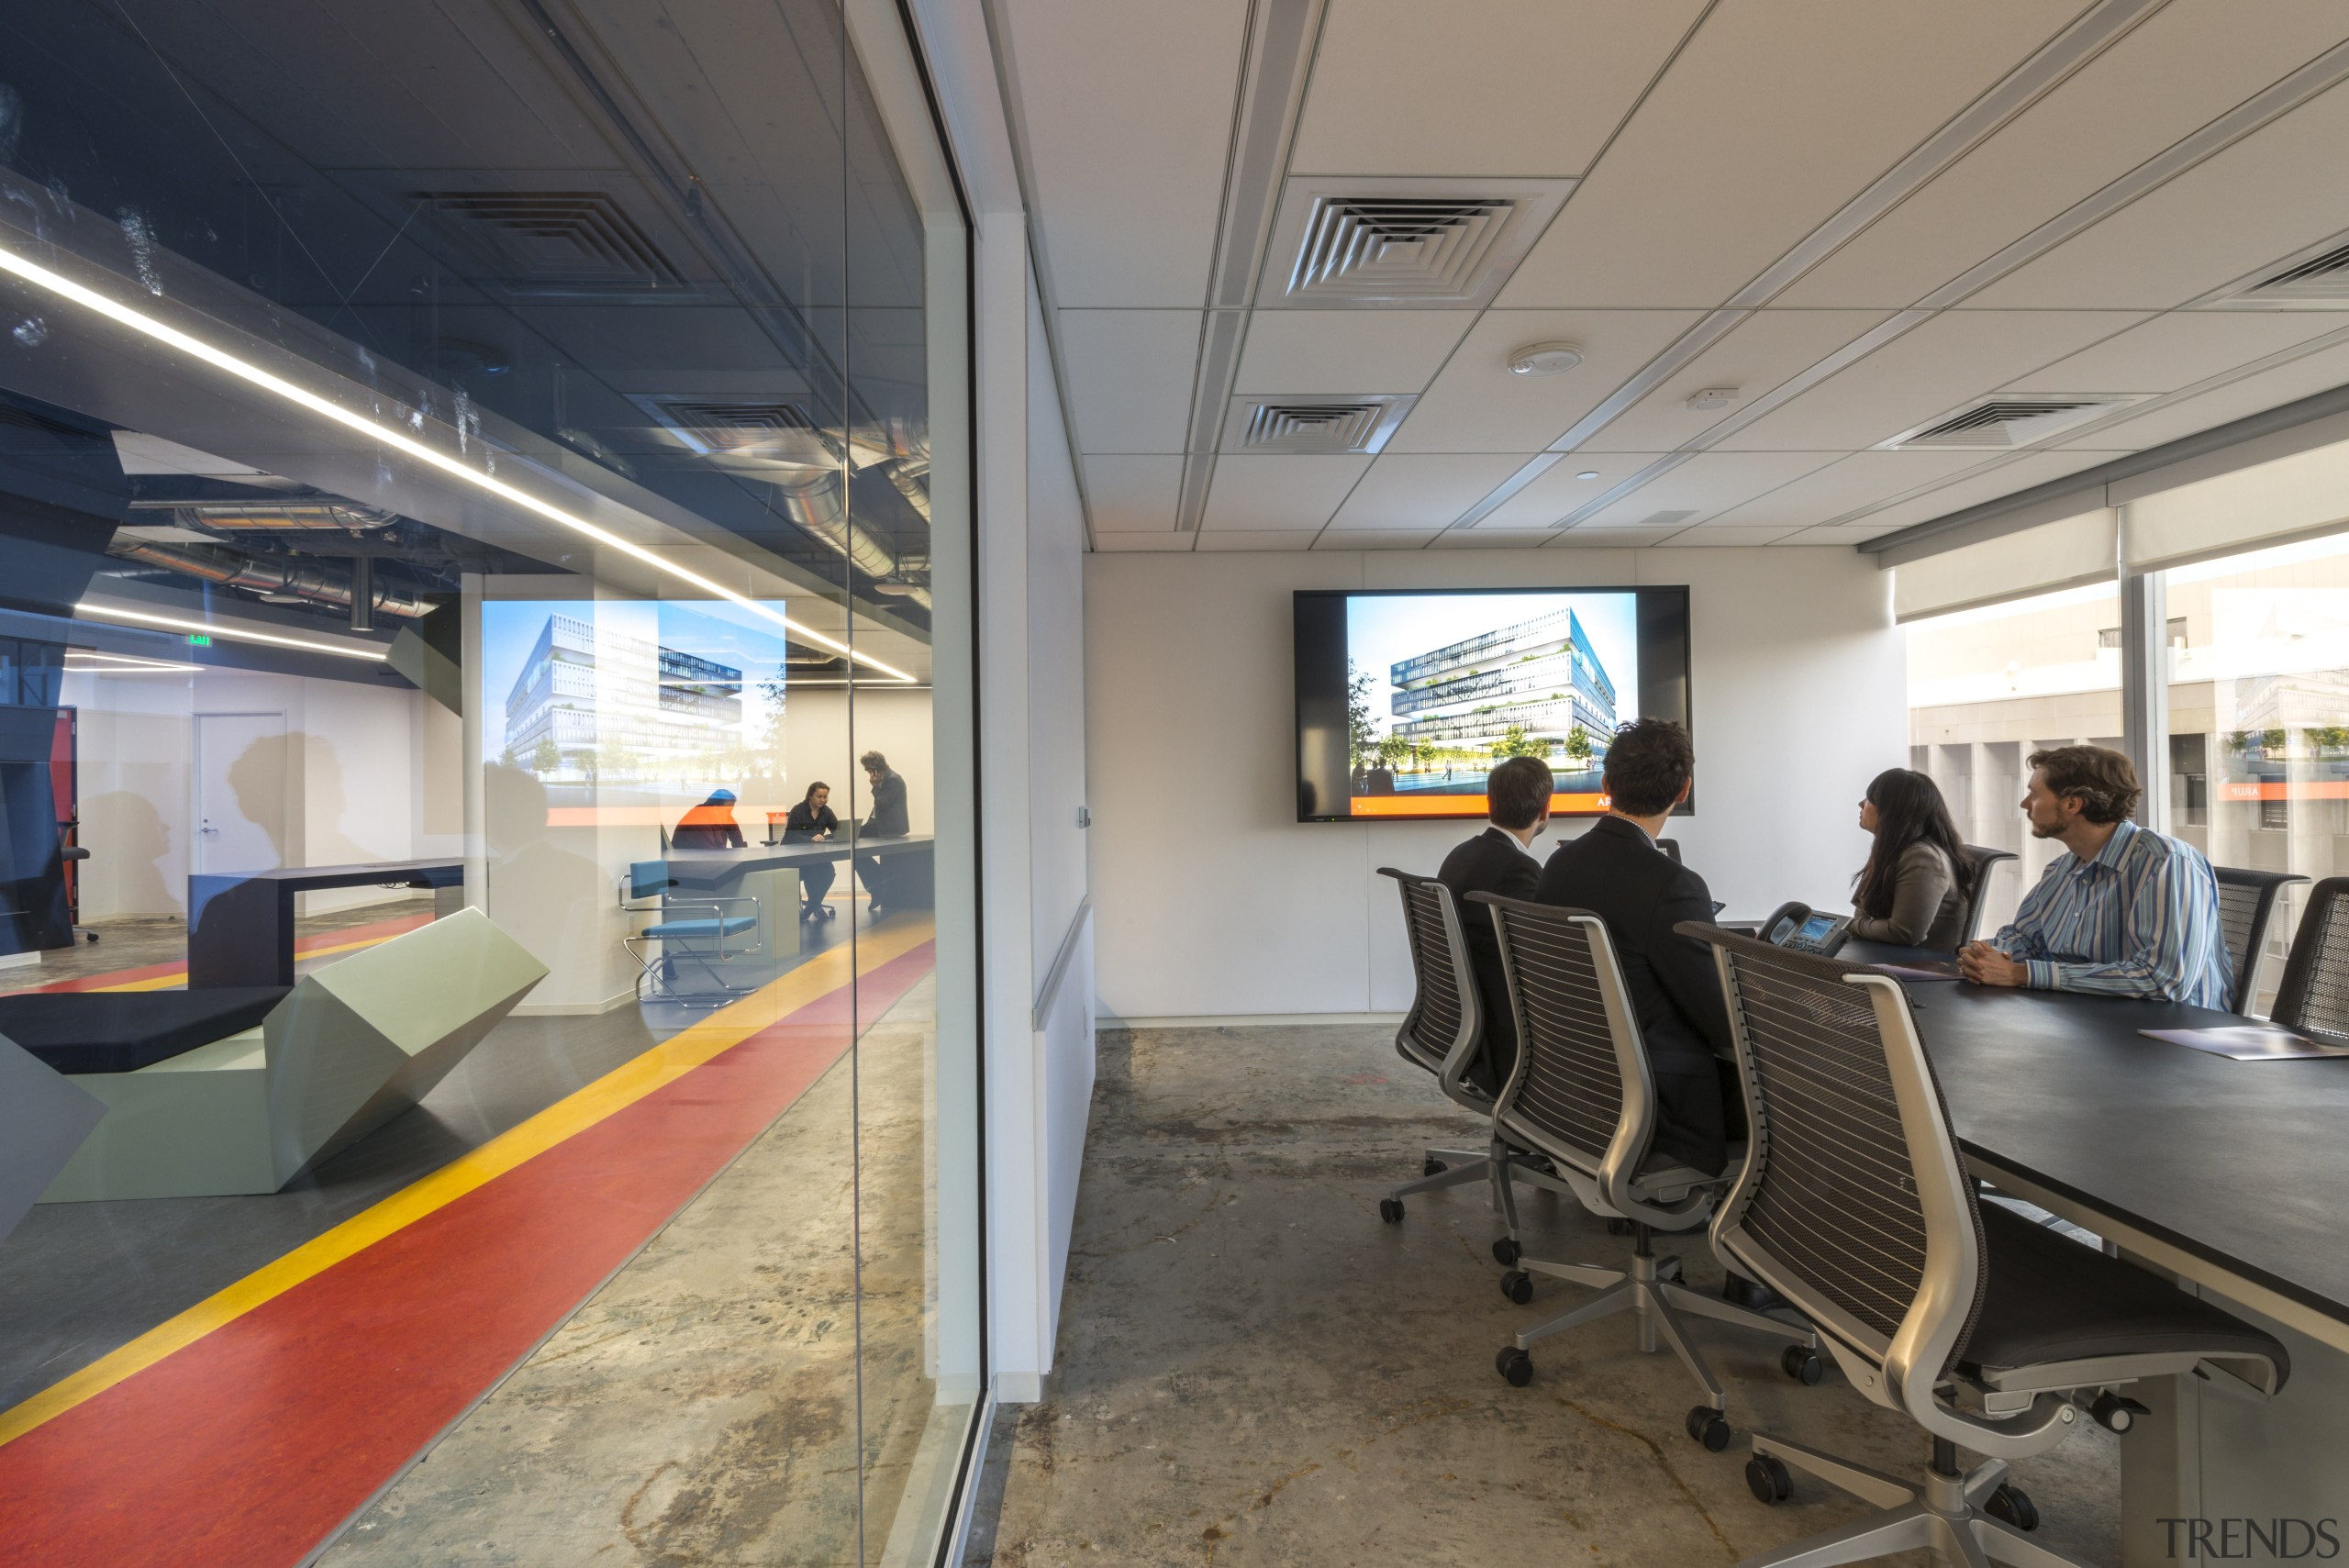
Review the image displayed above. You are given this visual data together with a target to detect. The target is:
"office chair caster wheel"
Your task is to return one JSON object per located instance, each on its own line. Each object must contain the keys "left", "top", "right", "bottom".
{"left": 1422, "top": 1156, "right": 1448, "bottom": 1177}
{"left": 1495, "top": 1347, "right": 1533, "bottom": 1387}
{"left": 1606, "top": 1218, "right": 1635, "bottom": 1237}
{"left": 1378, "top": 1198, "right": 1404, "bottom": 1223}
{"left": 1745, "top": 1453, "right": 1793, "bottom": 1505}
{"left": 1986, "top": 1484, "right": 2039, "bottom": 1532}
{"left": 2089, "top": 1391, "right": 2148, "bottom": 1433}
{"left": 1499, "top": 1270, "right": 1532, "bottom": 1305}
{"left": 1685, "top": 1406, "right": 1731, "bottom": 1452}
{"left": 1492, "top": 1237, "right": 1521, "bottom": 1266}
{"left": 1781, "top": 1345, "right": 1824, "bottom": 1385}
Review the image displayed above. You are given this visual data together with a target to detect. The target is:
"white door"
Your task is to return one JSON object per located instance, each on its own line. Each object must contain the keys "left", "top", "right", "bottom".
{"left": 195, "top": 712, "right": 287, "bottom": 873}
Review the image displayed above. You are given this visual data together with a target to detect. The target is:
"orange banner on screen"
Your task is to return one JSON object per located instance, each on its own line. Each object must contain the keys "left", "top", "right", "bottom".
{"left": 2217, "top": 780, "right": 2349, "bottom": 802}
{"left": 1350, "top": 791, "right": 1609, "bottom": 817}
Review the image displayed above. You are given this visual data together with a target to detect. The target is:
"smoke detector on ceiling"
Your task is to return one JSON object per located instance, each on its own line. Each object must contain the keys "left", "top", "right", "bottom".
{"left": 1508, "top": 342, "right": 1584, "bottom": 377}
{"left": 1877, "top": 395, "right": 2149, "bottom": 450}
{"left": 1257, "top": 176, "right": 1575, "bottom": 309}
{"left": 1685, "top": 387, "right": 1739, "bottom": 411}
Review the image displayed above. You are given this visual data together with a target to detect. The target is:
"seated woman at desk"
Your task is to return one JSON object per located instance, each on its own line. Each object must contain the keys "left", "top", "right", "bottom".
{"left": 783, "top": 781, "right": 839, "bottom": 923}
{"left": 1849, "top": 767, "right": 1974, "bottom": 949}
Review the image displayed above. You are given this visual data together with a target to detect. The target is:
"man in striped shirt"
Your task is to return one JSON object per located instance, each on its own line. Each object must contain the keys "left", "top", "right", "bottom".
{"left": 1957, "top": 744, "right": 2231, "bottom": 1008}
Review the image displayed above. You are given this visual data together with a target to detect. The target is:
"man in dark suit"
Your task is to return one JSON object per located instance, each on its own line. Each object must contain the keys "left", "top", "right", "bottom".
{"left": 855, "top": 750, "right": 910, "bottom": 917}
{"left": 1531, "top": 717, "right": 1736, "bottom": 1177}
{"left": 1434, "top": 754, "right": 1553, "bottom": 1095}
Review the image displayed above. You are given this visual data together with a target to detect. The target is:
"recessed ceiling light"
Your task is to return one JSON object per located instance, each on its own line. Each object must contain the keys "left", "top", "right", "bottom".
{"left": 1685, "top": 387, "right": 1739, "bottom": 411}
{"left": 1507, "top": 341, "right": 1585, "bottom": 377}
{"left": 1575, "top": 470, "right": 1601, "bottom": 481}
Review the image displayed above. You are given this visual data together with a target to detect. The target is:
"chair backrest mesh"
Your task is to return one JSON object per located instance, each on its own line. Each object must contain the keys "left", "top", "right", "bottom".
{"left": 2211, "top": 866, "right": 2305, "bottom": 1015}
{"left": 2215, "top": 878, "right": 2262, "bottom": 988}
{"left": 1956, "top": 845, "right": 2015, "bottom": 945}
{"left": 1392, "top": 873, "right": 1467, "bottom": 1065}
{"left": 1486, "top": 901, "right": 1625, "bottom": 1164}
{"left": 2271, "top": 878, "right": 2349, "bottom": 1040}
{"left": 1717, "top": 938, "right": 1987, "bottom": 1365}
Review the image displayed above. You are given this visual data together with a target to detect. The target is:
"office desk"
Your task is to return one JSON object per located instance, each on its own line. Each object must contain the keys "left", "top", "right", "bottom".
{"left": 1841, "top": 940, "right": 2349, "bottom": 1559}
{"left": 663, "top": 835, "right": 935, "bottom": 906}
{"left": 188, "top": 859, "right": 462, "bottom": 989}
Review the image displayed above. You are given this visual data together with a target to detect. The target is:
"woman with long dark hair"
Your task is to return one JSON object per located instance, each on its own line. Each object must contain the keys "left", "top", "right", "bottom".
{"left": 1850, "top": 768, "right": 1976, "bottom": 949}
{"left": 784, "top": 781, "right": 840, "bottom": 922}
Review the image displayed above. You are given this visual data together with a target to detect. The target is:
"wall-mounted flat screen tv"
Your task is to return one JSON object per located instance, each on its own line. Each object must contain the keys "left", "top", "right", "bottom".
{"left": 1294, "top": 586, "right": 1693, "bottom": 823}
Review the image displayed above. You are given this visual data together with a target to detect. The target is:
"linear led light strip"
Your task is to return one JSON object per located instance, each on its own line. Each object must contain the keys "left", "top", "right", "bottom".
{"left": 75, "top": 602, "right": 389, "bottom": 660}
{"left": 63, "top": 648, "right": 205, "bottom": 673}
{"left": 0, "top": 244, "right": 915, "bottom": 684}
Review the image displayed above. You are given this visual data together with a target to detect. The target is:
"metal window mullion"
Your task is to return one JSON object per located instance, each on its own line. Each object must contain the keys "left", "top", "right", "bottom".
{"left": 2120, "top": 550, "right": 2171, "bottom": 828}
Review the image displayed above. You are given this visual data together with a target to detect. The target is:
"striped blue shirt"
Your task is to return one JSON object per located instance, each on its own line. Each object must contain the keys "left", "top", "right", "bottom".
{"left": 1989, "top": 818, "right": 2231, "bottom": 1007}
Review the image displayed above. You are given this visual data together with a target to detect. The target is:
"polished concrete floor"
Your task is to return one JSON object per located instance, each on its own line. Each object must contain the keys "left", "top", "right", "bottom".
{"left": 974, "top": 1022, "right": 2122, "bottom": 1568}
{"left": 316, "top": 975, "right": 969, "bottom": 1568}
{"left": 0, "top": 895, "right": 438, "bottom": 992}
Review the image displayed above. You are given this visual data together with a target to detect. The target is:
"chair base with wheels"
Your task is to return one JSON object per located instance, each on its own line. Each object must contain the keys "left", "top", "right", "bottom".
{"left": 1742, "top": 1433, "right": 2076, "bottom": 1568}
{"left": 1378, "top": 1132, "right": 1577, "bottom": 1242}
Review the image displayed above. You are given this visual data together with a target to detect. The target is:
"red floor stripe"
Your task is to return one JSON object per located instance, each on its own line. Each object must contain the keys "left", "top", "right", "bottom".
{"left": 0, "top": 940, "right": 934, "bottom": 1567}
{"left": 13, "top": 915, "right": 434, "bottom": 995}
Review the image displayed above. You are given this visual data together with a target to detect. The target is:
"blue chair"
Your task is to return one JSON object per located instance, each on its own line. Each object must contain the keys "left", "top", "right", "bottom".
{"left": 620, "top": 861, "right": 761, "bottom": 1006}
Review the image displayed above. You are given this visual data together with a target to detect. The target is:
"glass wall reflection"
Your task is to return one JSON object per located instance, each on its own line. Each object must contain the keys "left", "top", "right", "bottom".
{"left": 0, "top": 4, "right": 978, "bottom": 1564}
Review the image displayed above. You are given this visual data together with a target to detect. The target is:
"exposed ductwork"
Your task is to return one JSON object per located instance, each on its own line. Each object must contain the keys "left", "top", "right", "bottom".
{"left": 881, "top": 455, "right": 931, "bottom": 520}
{"left": 128, "top": 500, "right": 401, "bottom": 532}
{"left": 106, "top": 534, "right": 431, "bottom": 618}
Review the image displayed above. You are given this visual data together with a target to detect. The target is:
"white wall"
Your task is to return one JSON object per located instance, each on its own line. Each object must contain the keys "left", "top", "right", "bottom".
{"left": 1084, "top": 547, "right": 1904, "bottom": 1021}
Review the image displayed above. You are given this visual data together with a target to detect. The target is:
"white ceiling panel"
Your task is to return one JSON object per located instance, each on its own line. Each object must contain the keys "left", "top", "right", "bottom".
{"left": 1998, "top": 311, "right": 2349, "bottom": 396}
{"left": 1091, "top": 532, "right": 1197, "bottom": 552}
{"left": 1566, "top": 452, "right": 1842, "bottom": 528}
{"left": 1497, "top": 1, "right": 2079, "bottom": 308}
{"left": 1198, "top": 454, "right": 1373, "bottom": 531}
{"left": 1579, "top": 309, "right": 1897, "bottom": 451}
{"left": 1197, "top": 529, "right": 1326, "bottom": 550}
{"left": 1818, "top": 447, "right": 2134, "bottom": 534}
{"left": 2054, "top": 333, "right": 2349, "bottom": 450}
{"left": 1327, "top": 452, "right": 1532, "bottom": 529}
{"left": 1703, "top": 449, "right": 2004, "bottom": 528}
{"left": 1083, "top": 456, "right": 1186, "bottom": 531}
{"left": 1775, "top": 522, "right": 1911, "bottom": 546}
{"left": 1777, "top": 3, "right": 2349, "bottom": 309}
{"left": 1551, "top": 528, "right": 1693, "bottom": 550}
{"left": 1475, "top": 451, "right": 1669, "bottom": 528}
{"left": 1056, "top": 311, "right": 1202, "bottom": 452}
{"left": 1713, "top": 310, "right": 2148, "bottom": 450}
{"left": 1315, "top": 529, "right": 1442, "bottom": 550}
{"left": 1435, "top": 528, "right": 1562, "bottom": 549}
{"left": 1288, "top": 0, "right": 1705, "bottom": 177}
{"left": 1389, "top": 310, "right": 1702, "bottom": 452}
{"left": 1970, "top": 77, "right": 2349, "bottom": 310}
{"left": 999, "top": 0, "right": 1251, "bottom": 306}
{"left": 1654, "top": 525, "right": 1811, "bottom": 546}
{"left": 1232, "top": 311, "right": 1475, "bottom": 394}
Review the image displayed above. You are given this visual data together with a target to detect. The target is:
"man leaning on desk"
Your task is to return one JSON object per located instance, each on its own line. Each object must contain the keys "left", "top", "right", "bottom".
{"left": 1957, "top": 744, "right": 2232, "bottom": 1007}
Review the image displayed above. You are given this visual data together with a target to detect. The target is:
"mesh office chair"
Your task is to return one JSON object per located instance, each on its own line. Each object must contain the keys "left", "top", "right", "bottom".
{"left": 1656, "top": 837, "right": 1682, "bottom": 864}
{"left": 1471, "top": 893, "right": 1818, "bottom": 1451}
{"left": 1375, "top": 869, "right": 1574, "bottom": 1240}
{"left": 2266, "top": 875, "right": 2349, "bottom": 1039}
{"left": 1691, "top": 927, "right": 2288, "bottom": 1566}
{"left": 2211, "top": 866, "right": 2306, "bottom": 1016}
{"left": 620, "top": 861, "right": 762, "bottom": 1007}
{"left": 1956, "top": 845, "right": 2018, "bottom": 945}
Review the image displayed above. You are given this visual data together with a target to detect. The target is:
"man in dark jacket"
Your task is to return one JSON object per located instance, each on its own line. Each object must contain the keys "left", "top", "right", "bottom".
{"left": 1434, "top": 754, "right": 1553, "bottom": 1095}
{"left": 855, "top": 751, "right": 909, "bottom": 915}
{"left": 1531, "top": 718, "right": 1735, "bottom": 1177}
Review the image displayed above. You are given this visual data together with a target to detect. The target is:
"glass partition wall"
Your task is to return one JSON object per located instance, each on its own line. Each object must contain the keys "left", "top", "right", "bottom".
{"left": 0, "top": 5, "right": 979, "bottom": 1566}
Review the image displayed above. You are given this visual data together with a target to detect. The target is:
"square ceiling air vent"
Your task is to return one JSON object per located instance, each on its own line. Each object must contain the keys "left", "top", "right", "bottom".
{"left": 1257, "top": 177, "right": 1574, "bottom": 308}
{"left": 417, "top": 191, "right": 690, "bottom": 295}
{"left": 632, "top": 395, "right": 819, "bottom": 456}
{"left": 1878, "top": 395, "right": 2148, "bottom": 451}
{"left": 2199, "top": 235, "right": 2349, "bottom": 308}
{"left": 1221, "top": 394, "right": 1416, "bottom": 454}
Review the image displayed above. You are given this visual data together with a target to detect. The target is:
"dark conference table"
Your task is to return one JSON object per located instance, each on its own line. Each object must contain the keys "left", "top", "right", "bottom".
{"left": 662, "top": 834, "right": 935, "bottom": 906}
{"left": 188, "top": 858, "right": 464, "bottom": 988}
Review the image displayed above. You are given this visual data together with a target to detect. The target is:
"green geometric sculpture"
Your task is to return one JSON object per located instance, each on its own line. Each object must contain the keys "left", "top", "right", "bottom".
{"left": 0, "top": 1037, "right": 106, "bottom": 1237}
{"left": 266, "top": 906, "right": 547, "bottom": 1184}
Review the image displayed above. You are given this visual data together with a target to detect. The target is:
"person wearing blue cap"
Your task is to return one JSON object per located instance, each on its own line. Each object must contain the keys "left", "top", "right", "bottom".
{"left": 672, "top": 787, "right": 747, "bottom": 851}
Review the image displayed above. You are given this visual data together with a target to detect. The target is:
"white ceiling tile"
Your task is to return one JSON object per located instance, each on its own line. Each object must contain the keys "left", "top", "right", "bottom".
{"left": 1703, "top": 450, "right": 2002, "bottom": 528}
{"left": 1775, "top": 523, "right": 1910, "bottom": 546}
{"left": 1315, "top": 529, "right": 1442, "bottom": 550}
{"left": 999, "top": 0, "right": 1250, "bottom": 306}
{"left": 1328, "top": 453, "right": 1532, "bottom": 529}
{"left": 1232, "top": 312, "right": 1475, "bottom": 394}
{"left": 1388, "top": 310, "right": 1702, "bottom": 452}
{"left": 1997, "top": 311, "right": 2349, "bottom": 396}
{"left": 1475, "top": 452, "right": 1667, "bottom": 528}
{"left": 1083, "top": 456, "right": 1186, "bottom": 531}
{"left": 1433, "top": 528, "right": 1562, "bottom": 549}
{"left": 1549, "top": 528, "right": 1679, "bottom": 549}
{"left": 1814, "top": 448, "right": 2132, "bottom": 535}
{"left": 1056, "top": 311, "right": 1201, "bottom": 452}
{"left": 1713, "top": 310, "right": 2148, "bottom": 450}
{"left": 1090, "top": 532, "right": 1197, "bottom": 552}
{"left": 1497, "top": 2, "right": 2081, "bottom": 307}
{"left": 1580, "top": 310, "right": 1898, "bottom": 451}
{"left": 1289, "top": 0, "right": 1705, "bottom": 177}
{"left": 1970, "top": 77, "right": 2349, "bottom": 310}
{"left": 1566, "top": 451, "right": 1842, "bottom": 528}
{"left": 1654, "top": 525, "right": 1811, "bottom": 547}
{"left": 2054, "top": 335, "right": 2349, "bottom": 451}
{"left": 1196, "top": 529, "right": 1326, "bottom": 550}
{"left": 1199, "top": 454, "right": 1372, "bottom": 530}
{"left": 1776, "top": 2, "right": 2349, "bottom": 309}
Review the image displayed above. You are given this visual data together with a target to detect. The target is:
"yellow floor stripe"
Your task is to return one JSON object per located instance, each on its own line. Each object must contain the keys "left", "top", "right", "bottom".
{"left": 0, "top": 915, "right": 935, "bottom": 1448}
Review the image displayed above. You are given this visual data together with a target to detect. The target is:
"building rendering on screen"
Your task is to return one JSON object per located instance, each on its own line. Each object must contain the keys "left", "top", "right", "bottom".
{"left": 1387, "top": 606, "right": 1618, "bottom": 760}
{"left": 503, "top": 612, "right": 745, "bottom": 776}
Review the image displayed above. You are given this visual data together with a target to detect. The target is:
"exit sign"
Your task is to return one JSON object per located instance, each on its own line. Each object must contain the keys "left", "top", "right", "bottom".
{"left": 186, "top": 634, "right": 211, "bottom": 646}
